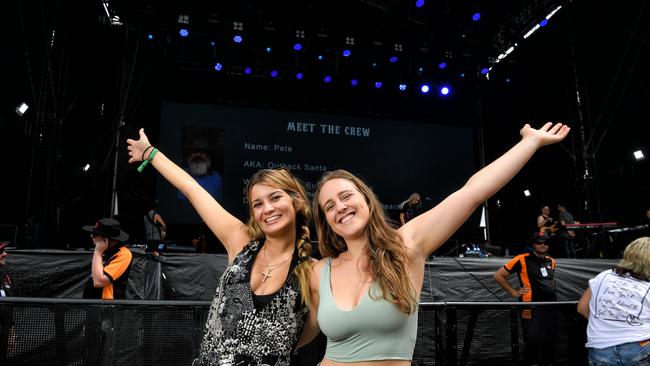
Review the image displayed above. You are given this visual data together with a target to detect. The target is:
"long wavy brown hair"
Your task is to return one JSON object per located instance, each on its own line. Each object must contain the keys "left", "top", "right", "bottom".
{"left": 245, "top": 168, "right": 314, "bottom": 308}
{"left": 313, "top": 169, "right": 417, "bottom": 314}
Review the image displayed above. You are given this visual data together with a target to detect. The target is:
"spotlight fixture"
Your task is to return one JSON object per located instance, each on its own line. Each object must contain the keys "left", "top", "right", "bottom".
{"left": 82, "top": 164, "right": 91, "bottom": 172}
{"left": 523, "top": 190, "right": 531, "bottom": 197}
{"left": 633, "top": 150, "right": 645, "bottom": 161}
{"left": 15, "top": 102, "right": 29, "bottom": 116}
{"left": 233, "top": 21, "right": 244, "bottom": 31}
{"left": 439, "top": 85, "right": 451, "bottom": 96}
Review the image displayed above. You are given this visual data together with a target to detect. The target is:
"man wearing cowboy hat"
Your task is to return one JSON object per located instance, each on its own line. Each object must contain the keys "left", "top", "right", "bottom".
{"left": 82, "top": 218, "right": 133, "bottom": 300}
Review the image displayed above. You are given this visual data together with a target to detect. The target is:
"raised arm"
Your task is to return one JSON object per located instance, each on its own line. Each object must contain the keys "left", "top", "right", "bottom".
{"left": 127, "top": 128, "right": 250, "bottom": 258}
{"left": 400, "top": 122, "right": 570, "bottom": 258}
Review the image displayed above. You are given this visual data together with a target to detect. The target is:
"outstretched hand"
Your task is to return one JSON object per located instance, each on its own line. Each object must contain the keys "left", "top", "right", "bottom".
{"left": 126, "top": 128, "right": 152, "bottom": 163}
{"left": 520, "top": 122, "right": 570, "bottom": 148}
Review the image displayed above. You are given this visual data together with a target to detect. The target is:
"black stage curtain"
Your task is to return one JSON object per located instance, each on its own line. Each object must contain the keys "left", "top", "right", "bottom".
{"left": 3, "top": 249, "right": 617, "bottom": 301}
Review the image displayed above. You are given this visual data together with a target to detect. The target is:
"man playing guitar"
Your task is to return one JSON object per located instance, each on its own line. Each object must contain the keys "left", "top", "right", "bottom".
{"left": 537, "top": 205, "right": 557, "bottom": 235}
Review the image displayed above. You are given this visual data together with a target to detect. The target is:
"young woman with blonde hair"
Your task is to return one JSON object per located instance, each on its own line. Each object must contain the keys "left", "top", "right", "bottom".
{"left": 578, "top": 236, "right": 650, "bottom": 365}
{"left": 127, "top": 129, "right": 316, "bottom": 366}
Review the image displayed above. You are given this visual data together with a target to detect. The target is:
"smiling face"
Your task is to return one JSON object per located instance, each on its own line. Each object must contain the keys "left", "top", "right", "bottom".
{"left": 249, "top": 183, "right": 297, "bottom": 237}
{"left": 318, "top": 178, "right": 370, "bottom": 242}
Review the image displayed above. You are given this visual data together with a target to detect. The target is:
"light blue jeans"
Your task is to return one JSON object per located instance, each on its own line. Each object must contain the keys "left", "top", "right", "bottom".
{"left": 588, "top": 340, "right": 650, "bottom": 366}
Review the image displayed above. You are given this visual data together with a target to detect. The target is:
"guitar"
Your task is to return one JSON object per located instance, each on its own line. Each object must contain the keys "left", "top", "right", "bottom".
{"left": 540, "top": 223, "right": 560, "bottom": 235}
{"left": 539, "top": 219, "right": 560, "bottom": 236}
{"left": 541, "top": 221, "right": 578, "bottom": 237}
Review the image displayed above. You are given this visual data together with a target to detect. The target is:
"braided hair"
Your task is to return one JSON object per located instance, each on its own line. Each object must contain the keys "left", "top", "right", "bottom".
{"left": 245, "top": 168, "right": 314, "bottom": 308}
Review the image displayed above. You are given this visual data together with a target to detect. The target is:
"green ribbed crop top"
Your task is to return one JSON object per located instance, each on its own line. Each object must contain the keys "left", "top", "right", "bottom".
{"left": 317, "top": 257, "right": 418, "bottom": 362}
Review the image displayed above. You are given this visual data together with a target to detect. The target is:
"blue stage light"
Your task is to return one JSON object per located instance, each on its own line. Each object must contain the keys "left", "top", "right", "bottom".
{"left": 539, "top": 19, "right": 548, "bottom": 27}
{"left": 210, "top": 41, "right": 215, "bottom": 47}
{"left": 389, "top": 56, "right": 398, "bottom": 63}
{"left": 399, "top": 83, "right": 407, "bottom": 91}
{"left": 342, "top": 49, "right": 351, "bottom": 57}
{"left": 351, "top": 79, "right": 358, "bottom": 86}
{"left": 324, "top": 75, "right": 332, "bottom": 83}
{"left": 472, "top": 13, "right": 481, "bottom": 21}
{"left": 439, "top": 85, "right": 451, "bottom": 96}
{"left": 293, "top": 43, "right": 302, "bottom": 51}
{"left": 480, "top": 68, "right": 489, "bottom": 75}
{"left": 147, "top": 34, "right": 154, "bottom": 40}
{"left": 420, "top": 84, "right": 430, "bottom": 94}
{"left": 265, "top": 47, "right": 272, "bottom": 53}
{"left": 179, "top": 29, "right": 189, "bottom": 37}
{"left": 233, "top": 35, "right": 243, "bottom": 43}
{"left": 415, "top": 0, "right": 425, "bottom": 8}
{"left": 214, "top": 63, "right": 223, "bottom": 71}
{"left": 270, "top": 70, "right": 278, "bottom": 78}
{"left": 296, "top": 72, "right": 304, "bottom": 80}
{"left": 244, "top": 67, "right": 252, "bottom": 75}
{"left": 438, "top": 62, "right": 447, "bottom": 69}
{"left": 374, "top": 81, "right": 382, "bottom": 89}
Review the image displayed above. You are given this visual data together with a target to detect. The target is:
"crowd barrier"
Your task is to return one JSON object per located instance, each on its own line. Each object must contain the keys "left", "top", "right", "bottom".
{"left": 0, "top": 298, "right": 587, "bottom": 365}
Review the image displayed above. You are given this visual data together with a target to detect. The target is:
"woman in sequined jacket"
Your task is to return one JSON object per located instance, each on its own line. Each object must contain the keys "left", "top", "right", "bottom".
{"left": 127, "top": 129, "right": 317, "bottom": 366}
{"left": 301, "top": 123, "right": 570, "bottom": 366}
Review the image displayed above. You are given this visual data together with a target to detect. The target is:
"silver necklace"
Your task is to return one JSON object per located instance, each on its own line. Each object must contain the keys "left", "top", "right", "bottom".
{"left": 261, "top": 246, "right": 291, "bottom": 283}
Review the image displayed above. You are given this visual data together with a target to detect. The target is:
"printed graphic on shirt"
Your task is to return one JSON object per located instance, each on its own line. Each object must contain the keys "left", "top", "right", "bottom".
{"left": 594, "top": 273, "right": 650, "bottom": 326}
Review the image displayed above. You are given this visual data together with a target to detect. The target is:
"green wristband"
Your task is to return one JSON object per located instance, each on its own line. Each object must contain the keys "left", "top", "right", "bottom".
{"left": 137, "top": 147, "right": 159, "bottom": 172}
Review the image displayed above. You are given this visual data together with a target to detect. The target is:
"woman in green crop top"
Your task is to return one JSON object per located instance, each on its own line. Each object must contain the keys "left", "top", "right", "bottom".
{"left": 299, "top": 123, "right": 570, "bottom": 366}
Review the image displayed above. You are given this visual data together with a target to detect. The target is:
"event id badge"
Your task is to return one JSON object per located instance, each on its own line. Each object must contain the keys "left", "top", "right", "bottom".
{"left": 540, "top": 267, "right": 548, "bottom": 277}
